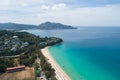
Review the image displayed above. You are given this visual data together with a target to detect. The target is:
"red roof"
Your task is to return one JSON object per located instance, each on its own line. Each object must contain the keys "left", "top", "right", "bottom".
{"left": 6, "top": 66, "right": 25, "bottom": 71}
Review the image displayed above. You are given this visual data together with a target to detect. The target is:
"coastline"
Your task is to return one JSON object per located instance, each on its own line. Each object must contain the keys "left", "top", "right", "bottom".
{"left": 41, "top": 47, "right": 71, "bottom": 80}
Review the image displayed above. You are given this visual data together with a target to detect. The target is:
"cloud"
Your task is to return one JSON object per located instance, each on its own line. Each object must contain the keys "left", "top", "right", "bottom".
{"left": 35, "top": 4, "right": 120, "bottom": 26}
{"left": 51, "top": 3, "right": 67, "bottom": 11}
{"left": 54, "top": 0, "right": 120, "bottom": 7}
{"left": 0, "top": 0, "right": 120, "bottom": 26}
{"left": 20, "top": 2, "right": 28, "bottom": 7}
{"left": 41, "top": 5, "right": 50, "bottom": 11}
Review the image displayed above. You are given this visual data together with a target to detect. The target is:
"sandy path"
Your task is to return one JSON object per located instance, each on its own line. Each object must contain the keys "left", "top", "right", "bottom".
{"left": 41, "top": 47, "right": 71, "bottom": 80}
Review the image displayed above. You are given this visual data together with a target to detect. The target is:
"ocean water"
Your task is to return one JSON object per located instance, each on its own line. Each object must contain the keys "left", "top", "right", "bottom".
{"left": 24, "top": 27, "right": 120, "bottom": 80}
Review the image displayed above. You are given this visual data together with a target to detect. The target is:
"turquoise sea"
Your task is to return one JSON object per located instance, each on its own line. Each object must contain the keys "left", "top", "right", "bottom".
{"left": 24, "top": 27, "right": 120, "bottom": 80}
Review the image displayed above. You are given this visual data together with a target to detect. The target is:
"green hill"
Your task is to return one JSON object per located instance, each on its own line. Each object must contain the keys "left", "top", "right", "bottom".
{"left": 0, "top": 22, "right": 77, "bottom": 30}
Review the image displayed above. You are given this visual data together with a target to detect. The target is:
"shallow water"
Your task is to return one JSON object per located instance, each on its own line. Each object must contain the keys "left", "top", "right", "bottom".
{"left": 24, "top": 27, "right": 120, "bottom": 80}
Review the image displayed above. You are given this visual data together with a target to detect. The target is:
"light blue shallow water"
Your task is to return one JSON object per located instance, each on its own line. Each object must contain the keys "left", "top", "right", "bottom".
{"left": 24, "top": 27, "right": 120, "bottom": 80}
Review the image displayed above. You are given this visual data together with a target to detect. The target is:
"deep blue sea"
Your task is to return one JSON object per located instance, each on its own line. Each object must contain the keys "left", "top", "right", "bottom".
{"left": 24, "top": 27, "right": 120, "bottom": 80}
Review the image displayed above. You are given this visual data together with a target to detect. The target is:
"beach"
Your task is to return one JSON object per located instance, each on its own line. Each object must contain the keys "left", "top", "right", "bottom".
{"left": 41, "top": 47, "right": 71, "bottom": 80}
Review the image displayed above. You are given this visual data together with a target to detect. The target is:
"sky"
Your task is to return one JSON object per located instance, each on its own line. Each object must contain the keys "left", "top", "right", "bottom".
{"left": 0, "top": 0, "right": 120, "bottom": 26}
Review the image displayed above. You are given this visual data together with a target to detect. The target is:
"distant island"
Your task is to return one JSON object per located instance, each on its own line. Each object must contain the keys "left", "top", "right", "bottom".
{"left": 0, "top": 21, "right": 77, "bottom": 30}
{"left": 38, "top": 21, "right": 77, "bottom": 30}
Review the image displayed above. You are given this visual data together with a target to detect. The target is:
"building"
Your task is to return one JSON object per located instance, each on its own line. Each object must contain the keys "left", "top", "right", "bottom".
{"left": 22, "top": 42, "right": 29, "bottom": 47}
{"left": 12, "top": 36, "right": 18, "bottom": 39}
{"left": 6, "top": 66, "right": 25, "bottom": 73}
{"left": 10, "top": 47, "right": 17, "bottom": 51}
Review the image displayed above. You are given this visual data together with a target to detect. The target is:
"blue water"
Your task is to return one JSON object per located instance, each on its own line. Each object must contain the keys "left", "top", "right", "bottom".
{"left": 24, "top": 27, "right": 120, "bottom": 80}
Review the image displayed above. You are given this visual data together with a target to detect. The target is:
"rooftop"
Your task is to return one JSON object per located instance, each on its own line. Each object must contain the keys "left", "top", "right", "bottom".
{"left": 6, "top": 66, "right": 25, "bottom": 71}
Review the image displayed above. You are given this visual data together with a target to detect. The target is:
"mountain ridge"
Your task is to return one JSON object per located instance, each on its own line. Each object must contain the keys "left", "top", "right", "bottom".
{"left": 38, "top": 21, "right": 77, "bottom": 30}
{"left": 0, "top": 22, "right": 77, "bottom": 30}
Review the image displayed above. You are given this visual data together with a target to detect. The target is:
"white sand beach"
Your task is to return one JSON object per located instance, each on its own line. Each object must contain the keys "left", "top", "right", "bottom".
{"left": 41, "top": 47, "right": 71, "bottom": 80}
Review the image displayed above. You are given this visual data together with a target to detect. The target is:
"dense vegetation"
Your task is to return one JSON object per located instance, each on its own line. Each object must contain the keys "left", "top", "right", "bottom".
{"left": 0, "top": 30, "right": 40, "bottom": 56}
{"left": 0, "top": 30, "right": 62, "bottom": 56}
{"left": 38, "top": 50, "right": 56, "bottom": 79}
{"left": 20, "top": 49, "right": 56, "bottom": 79}
{"left": 0, "top": 58, "right": 14, "bottom": 73}
{"left": 0, "top": 30, "right": 62, "bottom": 80}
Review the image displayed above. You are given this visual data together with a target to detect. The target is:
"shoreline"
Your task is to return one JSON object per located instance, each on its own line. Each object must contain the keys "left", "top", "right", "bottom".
{"left": 41, "top": 47, "right": 71, "bottom": 80}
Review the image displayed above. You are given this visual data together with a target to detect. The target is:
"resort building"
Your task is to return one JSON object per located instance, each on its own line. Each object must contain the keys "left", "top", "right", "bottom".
{"left": 6, "top": 66, "right": 25, "bottom": 73}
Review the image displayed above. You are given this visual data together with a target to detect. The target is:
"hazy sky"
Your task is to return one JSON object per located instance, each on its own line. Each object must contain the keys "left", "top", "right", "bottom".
{"left": 0, "top": 0, "right": 120, "bottom": 26}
